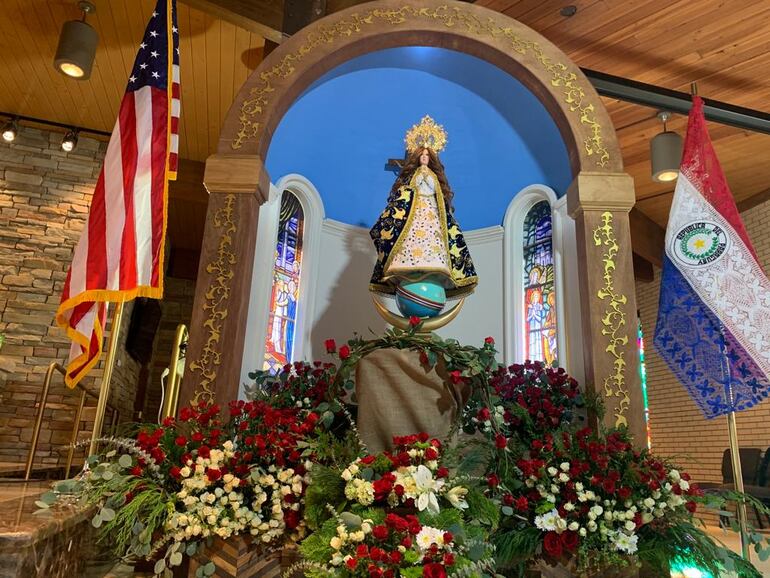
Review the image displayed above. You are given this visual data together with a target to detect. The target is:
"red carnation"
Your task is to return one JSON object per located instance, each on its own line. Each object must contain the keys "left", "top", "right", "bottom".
{"left": 191, "top": 431, "right": 204, "bottom": 443}
{"left": 339, "top": 345, "right": 351, "bottom": 360}
{"left": 515, "top": 496, "right": 529, "bottom": 511}
{"left": 618, "top": 487, "right": 631, "bottom": 500}
{"left": 543, "top": 531, "right": 563, "bottom": 558}
{"left": 487, "top": 473, "right": 500, "bottom": 488}
{"left": 423, "top": 563, "right": 446, "bottom": 578}
{"left": 436, "top": 466, "right": 449, "bottom": 478}
{"left": 442, "top": 531, "right": 453, "bottom": 543}
{"left": 174, "top": 436, "right": 187, "bottom": 447}
{"left": 409, "top": 315, "right": 421, "bottom": 327}
{"left": 169, "top": 466, "right": 181, "bottom": 479}
{"left": 424, "top": 447, "right": 438, "bottom": 460}
{"left": 443, "top": 552, "right": 455, "bottom": 566}
{"left": 449, "top": 370, "right": 464, "bottom": 385}
{"left": 495, "top": 433, "right": 508, "bottom": 450}
{"left": 130, "top": 466, "right": 143, "bottom": 476}
{"left": 685, "top": 501, "right": 697, "bottom": 513}
{"left": 477, "top": 407, "right": 491, "bottom": 421}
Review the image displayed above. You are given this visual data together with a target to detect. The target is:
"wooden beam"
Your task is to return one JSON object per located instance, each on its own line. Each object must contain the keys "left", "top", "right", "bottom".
{"left": 169, "top": 159, "right": 208, "bottom": 204}
{"left": 738, "top": 187, "right": 770, "bottom": 213}
{"left": 632, "top": 252, "right": 654, "bottom": 282}
{"left": 629, "top": 207, "right": 665, "bottom": 268}
{"left": 181, "top": 0, "right": 284, "bottom": 44}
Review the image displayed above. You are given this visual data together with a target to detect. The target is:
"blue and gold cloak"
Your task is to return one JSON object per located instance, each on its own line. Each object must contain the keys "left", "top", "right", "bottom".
{"left": 369, "top": 171, "right": 478, "bottom": 298}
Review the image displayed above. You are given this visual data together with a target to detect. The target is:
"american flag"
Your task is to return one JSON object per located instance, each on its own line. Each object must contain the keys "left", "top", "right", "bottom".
{"left": 56, "top": 0, "right": 180, "bottom": 387}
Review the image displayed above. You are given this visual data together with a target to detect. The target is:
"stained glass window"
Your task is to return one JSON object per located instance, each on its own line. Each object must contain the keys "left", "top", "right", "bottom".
{"left": 523, "top": 200, "right": 558, "bottom": 365}
{"left": 263, "top": 191, "right": 304, "bottom": 373}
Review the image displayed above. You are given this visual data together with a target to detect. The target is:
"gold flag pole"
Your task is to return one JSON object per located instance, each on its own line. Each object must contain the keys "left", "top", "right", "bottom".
{"left": 161, "top": 323, "right": 188, "bottom": 420}
{"left": 720, "top": 324, "right": 750, "bottom": 560}
{"left": 88, "top": 301, "right": 125, "bottom": 456}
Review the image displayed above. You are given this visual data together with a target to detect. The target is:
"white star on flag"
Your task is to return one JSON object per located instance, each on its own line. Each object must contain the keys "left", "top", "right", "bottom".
{"left": 150, "top": 30, "right": 158, "bottom": 37}
{"left": 150, "top": 51, "right": 159, "bottom": 58}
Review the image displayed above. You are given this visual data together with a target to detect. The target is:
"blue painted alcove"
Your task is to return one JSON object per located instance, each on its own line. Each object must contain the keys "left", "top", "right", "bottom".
{"left": 265, "top": 47, "right": 571, "bottom": 229}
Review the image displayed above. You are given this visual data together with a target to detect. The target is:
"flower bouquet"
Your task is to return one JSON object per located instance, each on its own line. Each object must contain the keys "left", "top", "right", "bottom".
{"left": 293, "top": 433, "right": 500, "bottom": 577}
{"left": 45, "top": 399, "right": 323, "bottom": 576}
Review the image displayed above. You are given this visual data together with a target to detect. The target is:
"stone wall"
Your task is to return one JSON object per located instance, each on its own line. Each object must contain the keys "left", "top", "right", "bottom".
{"left": 0, "top": 127, "right": 145, "bottom": 469}
{"left": 636, "top": 199, "right": 770, "bottom": 498}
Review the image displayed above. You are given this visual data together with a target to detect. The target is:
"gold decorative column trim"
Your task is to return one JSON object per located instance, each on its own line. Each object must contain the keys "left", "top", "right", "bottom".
{"left": 188, "top": 194, "right": 237, "bottom": 406}
{"left": 233, "top": 4, "right": 610, "bottom": 168}
{"left": 592, "top": 212, "right": 631, "bottom": 428}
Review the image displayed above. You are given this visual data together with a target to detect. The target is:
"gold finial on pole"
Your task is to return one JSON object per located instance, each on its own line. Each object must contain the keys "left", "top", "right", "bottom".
{"left": 88, "top": 301, "right": 125, "bottom": 456}
{"left": 690, "top": 82, "right": 698, "bottom": 96}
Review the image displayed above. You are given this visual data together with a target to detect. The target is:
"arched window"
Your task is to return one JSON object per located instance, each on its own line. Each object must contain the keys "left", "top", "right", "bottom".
{"left": 522, "top": 200, "right": 557, "bottom": 365}
{"left": 503, "top": 185, "right": 576, "bottom": 373}
{"left": 262, "top": 191, "right": 305, "bottom": 372}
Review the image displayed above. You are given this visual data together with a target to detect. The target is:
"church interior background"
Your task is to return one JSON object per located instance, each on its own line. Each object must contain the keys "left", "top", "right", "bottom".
{"left": 1, "top": 0, "right": 770, "bottom": 576}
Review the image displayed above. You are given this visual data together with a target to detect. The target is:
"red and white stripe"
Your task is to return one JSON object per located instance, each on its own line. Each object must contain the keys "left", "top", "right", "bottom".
{"left": 169, "top": 61, "right": 180, "bottom": 179}
{"left": 57, "top": 78, "right": 171, "bottom": 388}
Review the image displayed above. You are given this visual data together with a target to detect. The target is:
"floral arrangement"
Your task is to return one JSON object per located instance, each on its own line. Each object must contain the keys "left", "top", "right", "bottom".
{"left": 40, "top": 327, "right": 770, "bottom": 578}
{"left": 45, "top": 399, "right": 324, "bottom": 576}
{"left": 341, "top": 434, "right": 469, "bottom": 514}
{"left": 292, "top": 433, "right": 499, "bottom": 578}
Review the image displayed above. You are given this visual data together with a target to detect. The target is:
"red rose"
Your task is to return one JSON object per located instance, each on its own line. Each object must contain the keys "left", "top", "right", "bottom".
{"left": 345, "top": 557, "right": 357, "bottom": 570}
{"left": 423, "top": 563, "right": 446, "bottom": 578}
{"left": 162, "top": 416, "right": 175, "bottom": 427}
{"left": 409, "top": 315, "right": 421, "bottom": 327}
{"left": 443, "top": 552, "right": 455, "bottom": 566}
{"left": 191, "top": 431, "right": 204, "bottom": 443}
{"left": 324, "top": 339, "right": 336, "bottom": 353}
{"left": 495, "top": 433, "right": 508, "bottom": 449}
{"left": 442, "top": 532, "right": 453, "bottom": 543}
{"left": 477, "top": 407, "right": 491, "bottom": 421}
{"left": 175, "top": 435, "right": 187, "bottom": 447}
{"left": 436, "top": 466, "right": 449, "bottom": 478}
{"left": 502, "top": 493, "right": 514, "bottom": 506}
{"left": 207, "top": 468, "right": 222, "bottom": 482}
{"left": 543, "top": 532, "right": 563, "bottom": 558}
{"left": 130, "top": 466, "right": 142, "bottom": 476}
{"left": 617, "top": 487, "right": 631, "bottom": 500}
{"left": 339, "top": 345, "right": 351, "bottom": 360}
{"left": 560, "top": 530, "right": 579, "bottom": 552}
{"left": 484, "top": 336, "right": 495, "bottom": 345}
{"left": 284, "top": 509, "right": 300, "bottom": 529}
{"left": 487, "top": 473, "right": 500, "bottom": 488}
{"left": 685, "top": 501, "right": 697, "bottom": 513}
{"left": 198, "top": 445, "right": 211, "bottom": 459}
{"left": 449, "top": 370, "right": 464, "bottom": 385}
{"left": 169, "top": 466, "right": 181, "bottom": 478}
{"left": 372, "top": 525, "right": 389, "bottom": 540}
{"left": 424, "top": 447, "right": 438, "bottom": 460}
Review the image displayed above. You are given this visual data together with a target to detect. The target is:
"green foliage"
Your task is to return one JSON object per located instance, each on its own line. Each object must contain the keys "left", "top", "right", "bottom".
{"left": 492, "top": 526, "right": 541, "bottom": 570}
{"left": 303, "top": 465, "right": 346, "bottom": 530}
{"left": 464, "top": 486, "right": 500, "bottom": 529}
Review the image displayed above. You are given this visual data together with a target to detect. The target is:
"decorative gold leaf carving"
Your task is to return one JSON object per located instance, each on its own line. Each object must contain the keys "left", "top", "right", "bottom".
{"left": 233, "top": 5, "right": 609, "bottom": 168}
{"left": 593, "top": 212, "right": 630, "bottom": 427}
{"left": 187, "top": 194, "right": 237, "bottom": 406}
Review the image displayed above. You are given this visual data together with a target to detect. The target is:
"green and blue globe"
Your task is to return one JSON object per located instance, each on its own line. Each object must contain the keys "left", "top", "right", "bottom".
{"left": 395, "top": 278, "right": 446, "bottom": 318}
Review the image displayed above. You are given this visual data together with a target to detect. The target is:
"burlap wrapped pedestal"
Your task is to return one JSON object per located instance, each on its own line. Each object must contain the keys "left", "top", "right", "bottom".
{"left": 355, "top": 348, "right": 470, "bottom": 453}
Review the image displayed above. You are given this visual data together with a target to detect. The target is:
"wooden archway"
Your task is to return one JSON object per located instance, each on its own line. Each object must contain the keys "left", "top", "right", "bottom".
{"left": 182, "top": 0, "right": 645, "bottom": 443}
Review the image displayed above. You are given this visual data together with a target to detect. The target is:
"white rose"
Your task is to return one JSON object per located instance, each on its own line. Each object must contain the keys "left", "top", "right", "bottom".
{"left": 559, "top": 473, "right": 569, "bottom": 483}
{"left": 579, "top": 528, "right": 587, "bottom": 537}
{"left": 568, "top": 521, "right": 579, "bottom": 531}
{"left": 547, "top": 467, "right": 558, "bottom": 477}
{"left": 330, "top": 537, "right": 342, "bottom": 550}
{"left": 625, "top": 520, "right": 636, "bottom": 531}
{"left": 564, "top": 502, "right": 575, "bottom": 512}
{"left": 560, "top": 462, "right": 570, "bottom": 472}
{"left": 341, "top": 469, "right": 353, "bottom": 482}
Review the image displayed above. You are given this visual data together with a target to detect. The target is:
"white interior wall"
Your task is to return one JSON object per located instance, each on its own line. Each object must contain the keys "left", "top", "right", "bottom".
{"left": 240, "top": 179, "right": 583, "bottom": 395}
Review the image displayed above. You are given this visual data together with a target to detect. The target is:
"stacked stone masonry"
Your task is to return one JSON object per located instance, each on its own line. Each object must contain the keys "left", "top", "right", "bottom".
{"left": 0, "top": 127, "right": 193, "bottom": 471}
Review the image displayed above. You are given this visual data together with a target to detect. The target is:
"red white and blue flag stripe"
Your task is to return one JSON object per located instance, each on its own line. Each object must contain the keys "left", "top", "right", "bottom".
{"left": 56, "top": 0, "right": 179, "bottom": 387}
{"left": 654, "top": 96, "right": 770, "bottom": 418}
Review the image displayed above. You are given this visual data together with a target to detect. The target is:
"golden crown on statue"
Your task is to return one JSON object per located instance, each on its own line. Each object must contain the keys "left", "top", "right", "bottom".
{"left": 404, "top": 115, "right": 448, "bottom": 153}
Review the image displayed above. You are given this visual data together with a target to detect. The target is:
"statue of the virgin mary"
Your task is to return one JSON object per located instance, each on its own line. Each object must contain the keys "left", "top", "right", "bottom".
{"left": 369, "top": 116, "right": 477, "bottom": 316}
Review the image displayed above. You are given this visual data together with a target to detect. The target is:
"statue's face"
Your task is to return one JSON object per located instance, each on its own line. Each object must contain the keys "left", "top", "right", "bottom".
{"left": 419, "top": 149, "right": 430, "bottom": 166}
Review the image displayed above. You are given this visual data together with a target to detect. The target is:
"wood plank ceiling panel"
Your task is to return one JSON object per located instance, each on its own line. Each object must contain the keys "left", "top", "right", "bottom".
{"left": 0, "top": 0, "right": 263, "bottom": 163}
{"left": 499, "top": 0, "right": 770, "bottom": 227}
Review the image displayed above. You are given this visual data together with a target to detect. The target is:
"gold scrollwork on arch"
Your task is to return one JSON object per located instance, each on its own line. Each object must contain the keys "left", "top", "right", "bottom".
{"left": 593, "top": 211, "right": 630, "bottom": 428}
{"left": 233, "top": 5, "right": 610, "bottom": 168}
{"left": 187, "top": 194, "right": 237, "bottom": 406}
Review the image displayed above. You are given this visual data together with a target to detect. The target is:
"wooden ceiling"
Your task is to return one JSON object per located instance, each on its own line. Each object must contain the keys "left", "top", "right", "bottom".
{"left": 0, "top": 0, "right": 265, "bottom": 163}
{"left": 478, "top": 0, "right": 770, "bottom": 226}
{"left": 3, "top": 0, "right": 770, "bottom": 263}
